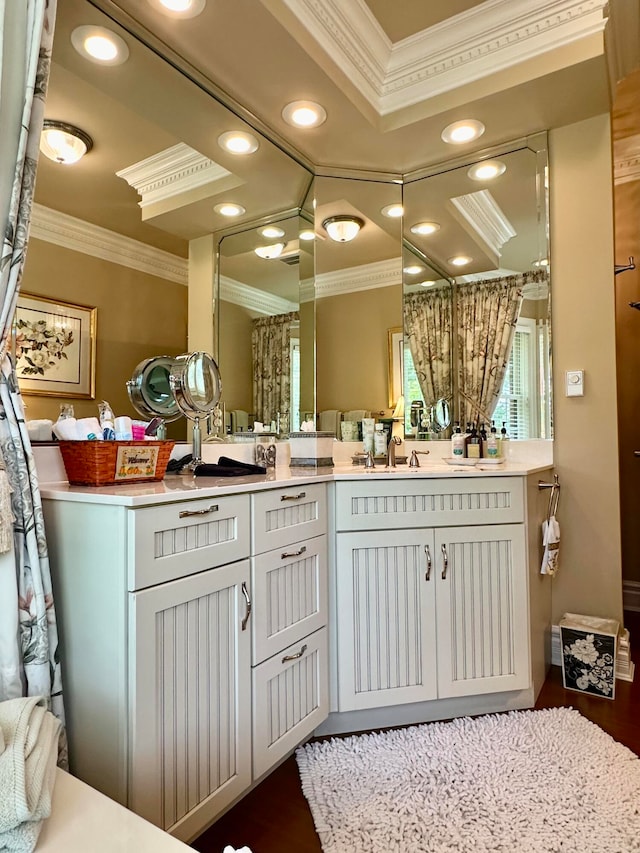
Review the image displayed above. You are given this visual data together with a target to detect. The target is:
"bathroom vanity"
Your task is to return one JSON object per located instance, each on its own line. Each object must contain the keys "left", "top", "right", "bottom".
{"left": 41, "top": 458, "right": 551, "bottom": 842}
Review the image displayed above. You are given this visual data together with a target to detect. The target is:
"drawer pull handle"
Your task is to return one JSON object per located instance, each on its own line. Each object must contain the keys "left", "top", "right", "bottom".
{"left": 281, "top": 545, "right": 307, "bottom": 560}
{"left": 282, "top": 644, "right": 307, "bottom": 664}
{"left": 241, "top": 582, "right": 251, "bottom": 631}
{"left": 441, "top": 544, "right": 449, "bottom": 580}
{"left": 280, "top": 491, "right": 306, "bottom": 501}
{"left": 424, "top": 544, "right": 432, "bottom": 581}
{"left": 179, "top": 504, "right": 219, "bottom": 518}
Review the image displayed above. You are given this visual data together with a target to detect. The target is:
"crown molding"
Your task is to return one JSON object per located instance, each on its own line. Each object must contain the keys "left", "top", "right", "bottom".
{"left": 116, "top": 142, "right": 232, "bottom": 208}
{"left": 219, "top": 275, "right": 297, "bottom": 315}
{"left": 29, "top": 204, "right": 188, "bottom": 284}
{"left": 315, "top": 257, "right": 401, "bottom": 299}
{"left": 614, "top": 134, "right": 640, "bottom": 185}
{"left": 448, "top": 189, "right": 517, "bottom": 265}
{"left": 270, "top": 0, "right": 608, "bottom": 119}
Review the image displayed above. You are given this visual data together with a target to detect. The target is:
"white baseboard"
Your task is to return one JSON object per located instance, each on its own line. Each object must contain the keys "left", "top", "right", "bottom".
{"left": 551, "top": 624, "right": 634, "bottom": 682}
{"left": 623, "top": 580, "right": 640, "bottom": 612}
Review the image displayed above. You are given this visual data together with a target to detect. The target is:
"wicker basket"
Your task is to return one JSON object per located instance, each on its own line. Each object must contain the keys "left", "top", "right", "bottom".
{"left": 58, "top": 440, "right": 175, "bottom": 486}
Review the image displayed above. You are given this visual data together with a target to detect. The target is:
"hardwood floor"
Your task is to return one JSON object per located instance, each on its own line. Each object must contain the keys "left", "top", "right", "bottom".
{"left": 192, "top": 611, "right": 640, "bottom": 853}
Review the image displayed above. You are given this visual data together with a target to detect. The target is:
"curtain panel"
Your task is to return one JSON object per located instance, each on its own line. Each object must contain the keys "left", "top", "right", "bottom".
{"left": 0, "top": 0, "right": 65, "bottom": 725}
{"left": 403, "top": 287, "right": 453, "bottom": 414}
{"left": 251, "top": 312, "right": 298, "bottom": 428}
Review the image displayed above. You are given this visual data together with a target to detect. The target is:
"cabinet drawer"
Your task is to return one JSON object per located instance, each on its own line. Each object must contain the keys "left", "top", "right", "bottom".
{"left": 251, "top": 534, "right": 327, "bottom": 665}
{"left": 252, "top": 627, "right": 328, "bottom": 780}
{"left": 251, "top": 484, "right": 327, "bottom": 555}
{"left": 335, "top": 477, "right": 524, "bottom": 530}
{"left": 128, "top": 494, "right": 250, "bottom": 590}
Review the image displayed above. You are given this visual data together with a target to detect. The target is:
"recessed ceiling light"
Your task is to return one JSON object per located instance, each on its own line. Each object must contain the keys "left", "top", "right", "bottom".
{"left": 381, "top": 204, "right": 403, "bottom": 218}
{"left": 71, "top": 26, "right": 129, "bottom": 65}
{"left": 410, "top": 221, "right": 440, "bottom": 235}
{"left": 299, "top": 229, "right": 315, "bottom": 241}
{"left": 448, "top": 255, "right": 472, "bottom": 267}
{"left": 441, "top": 119, "right": 485, "bottom": 145}
{"left": 40, "top": 121, "right": 93, "bottom": 165}
{"left": 255, "top": 243, "right": 285, "bottom": 259}
{"left": 467, "top": 160, "right": 507, "bottom": 181}
{"left": 260, "top": 226, "right": 285, "bottom": 239}
{"left": 322, "top": 216, "right": 364, "bottom": 243}
{"left": 282, "top": 100, "right": 327, "bottom": 128}
{"left": 214, "top": 203, "right": 245, "bottom": 217}
{"left": 403, "top": 265, "right": 423, "bottom": 275}
{"left": 532, "top": 258, "right": 549, "bottom": 267}
{"left": 419, "top": 280, "right": 436, "bottom": 287}
{"left": 147, "top": 0, "right": 206, "bottom": 17}
{"left": 218, "top": 131, "right": 259, "bottom": 155}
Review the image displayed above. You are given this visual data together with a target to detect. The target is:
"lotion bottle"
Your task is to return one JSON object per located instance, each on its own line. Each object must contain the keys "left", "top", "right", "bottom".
{"left": 374, "top": 424, "right": 387, "bottom": 456}
{"left": 451, "top": 422, "right": 465, "bottom": 458}
{"left": 466, "top": 423, "right": 481, "bottom": 458}
{"left": 486, "top": 421, "right": 499, "bottom": 458}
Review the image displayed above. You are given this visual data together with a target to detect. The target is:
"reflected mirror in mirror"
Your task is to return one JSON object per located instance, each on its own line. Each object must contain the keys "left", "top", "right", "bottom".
{"left": 217, "top": 206, "right": 314, "bottom": 435}
{"left": 402, "top": 140, "right": 551, "bottom": 441}
{"left": 314, "top": 175, "right": 403, "bottom": 435}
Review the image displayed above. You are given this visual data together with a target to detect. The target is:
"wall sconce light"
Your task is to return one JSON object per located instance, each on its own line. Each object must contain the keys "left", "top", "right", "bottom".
{"left": 40, "top": 121, "right": 93, "bottom": 165}
{"left": 322, "top": 215, "right": 364, "bottom": 243}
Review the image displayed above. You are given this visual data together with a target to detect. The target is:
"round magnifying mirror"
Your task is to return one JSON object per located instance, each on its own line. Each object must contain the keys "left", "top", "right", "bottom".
{"left": 169, "top": 352, "right": 222, "bottom": 468}
{"left": 127, "top": 356, "right": 182, "bottom": 435}
{"left": 433, "top": 398, "right": 451, "bottom": 431}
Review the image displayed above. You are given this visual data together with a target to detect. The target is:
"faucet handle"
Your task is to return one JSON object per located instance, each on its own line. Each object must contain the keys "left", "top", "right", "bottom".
{"left": 409, "top": 449, "right": 430, "bottom": 468}
{"left": 354, "top": 450, "right": 375, "bottom": 469}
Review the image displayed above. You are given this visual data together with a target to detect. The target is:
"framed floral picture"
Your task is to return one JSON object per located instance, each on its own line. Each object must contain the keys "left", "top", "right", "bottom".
{"left": 14, "top": 293, "right": 96, "bottom": 398}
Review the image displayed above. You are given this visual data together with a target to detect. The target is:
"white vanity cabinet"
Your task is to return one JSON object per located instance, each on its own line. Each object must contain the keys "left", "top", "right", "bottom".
{"left": 43, "top": 492, "right": 253, "bottom": 842}
{"left": 250, "top": 484, "right": 329, "bottom": 779}
{"left": 332, "top": 476, "right": 535, "bottom": 720}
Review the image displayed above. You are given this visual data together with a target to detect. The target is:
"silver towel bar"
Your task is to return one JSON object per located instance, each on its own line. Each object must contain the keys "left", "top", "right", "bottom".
{"left": 538, "top": 474, "right": 560, "bottom": 522}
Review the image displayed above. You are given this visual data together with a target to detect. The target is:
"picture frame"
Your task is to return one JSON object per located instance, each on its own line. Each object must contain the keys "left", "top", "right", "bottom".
{"left": 387, "top": 326, "right": 403, "bottom": 408}
{"left": 14, "top": 293, "right": 96, "bottom": 399}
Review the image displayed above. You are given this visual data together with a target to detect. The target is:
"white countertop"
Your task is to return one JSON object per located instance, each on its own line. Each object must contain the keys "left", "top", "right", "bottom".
{"left": 38, "top": 458, "right": 553, "bottom": 507}
{"left": 37, "top": 770, "right": 191, "bottom": 852}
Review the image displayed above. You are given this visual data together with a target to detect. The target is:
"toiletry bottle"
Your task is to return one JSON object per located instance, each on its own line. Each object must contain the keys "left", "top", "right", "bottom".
{"left": 374, "top": 423, "right": 387, "bottom": 456}
{"left": 486, "top": 421, "right": 499, "bottom": 458}
{"left": 451, "top": 422, "right": 465, "bottom": 458}
{"left": 98, "top": 401, "right": 116, "bottom": 440}
{"left": 466, "top": 423, "right": 481, "bottom": 458}
{"left": 501, "top": 422, "right": 510, "bottom": 458}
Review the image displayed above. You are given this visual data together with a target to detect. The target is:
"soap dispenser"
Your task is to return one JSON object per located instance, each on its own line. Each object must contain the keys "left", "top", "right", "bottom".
{"left": 451, "top": 422, "right": 465, "bottom": 458}
{"left": 486, "top": 421, "right": 499, "bottom": 458}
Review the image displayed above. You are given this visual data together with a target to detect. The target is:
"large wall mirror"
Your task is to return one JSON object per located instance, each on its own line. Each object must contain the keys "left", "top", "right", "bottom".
{"left": 402, "top": 138, "right": 551, "bottom": 441}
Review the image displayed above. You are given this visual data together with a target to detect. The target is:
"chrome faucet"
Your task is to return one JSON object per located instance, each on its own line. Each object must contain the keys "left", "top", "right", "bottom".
{"left": 386, "top": 436, "right": 402, "bottom": 468}
{"left": 354, "top": 450, "right": 376, "bottom": 469}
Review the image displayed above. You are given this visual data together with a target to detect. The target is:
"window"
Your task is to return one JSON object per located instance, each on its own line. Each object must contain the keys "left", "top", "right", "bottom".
{"left": 493, "top": 318, "right": 538, "bottom": 439}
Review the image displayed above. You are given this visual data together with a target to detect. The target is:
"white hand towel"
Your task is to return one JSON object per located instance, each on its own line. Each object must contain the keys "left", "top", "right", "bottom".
{"left": 540, "top": 515, "right": 560, "bottom": 576}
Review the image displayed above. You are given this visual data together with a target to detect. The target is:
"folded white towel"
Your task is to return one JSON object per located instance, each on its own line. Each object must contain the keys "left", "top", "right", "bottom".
{"left": 0, "top": 697, "right": 61, "bottom": 852}
{"left": 540, "top": 515, "right": 560, "bottom": 576}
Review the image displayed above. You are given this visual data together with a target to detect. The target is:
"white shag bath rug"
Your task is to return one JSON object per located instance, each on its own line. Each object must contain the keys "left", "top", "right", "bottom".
{"left": 296, "top": 708, "right": 640, "bottom": 853}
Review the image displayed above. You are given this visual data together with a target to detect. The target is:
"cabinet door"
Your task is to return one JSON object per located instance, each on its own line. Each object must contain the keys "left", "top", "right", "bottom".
{"left": 434, "top": 525, "right": 529, "bottom": 698}
{"left": 336, "top": 530, "right": 437, "bottom": 711}
{"left": 252, "top": 627, "right": 328, "bottom": 780}
{"left": 252, "top": 534, "right": 327, "bottom": 665}
{"left": 129, "top": 561, "right": 251, "bottom": 841}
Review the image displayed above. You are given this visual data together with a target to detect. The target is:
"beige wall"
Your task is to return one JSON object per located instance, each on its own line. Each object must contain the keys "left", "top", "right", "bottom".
{"left": 20, "top": 239, "right": 188, "bottom": 439}
{"left": 218, "top": 299, "right": 253, "bottom": 413}
{"left": 614, "top": 178, "right": 640, "bottom": 585}
{"left": 549, "top": 114, "right": 623, "bottom": 623}
{"left": 316, "top": 285, "right": 402, "bottom": 415}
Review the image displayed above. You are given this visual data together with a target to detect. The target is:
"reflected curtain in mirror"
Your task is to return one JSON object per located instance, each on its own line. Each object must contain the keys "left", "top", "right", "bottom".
{"left": 252, "top": 311, "right": 299, "bottom": 429}
{"left": 457, "top": 273, "right": 541, "bottom": 426}
{"left": 403, "top": 287, "right": 453, "bottom": 416}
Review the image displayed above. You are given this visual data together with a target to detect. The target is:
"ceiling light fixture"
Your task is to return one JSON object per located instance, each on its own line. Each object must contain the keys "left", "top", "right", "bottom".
{"left": 448, "top": 255, "right": 472, "bottom": 267}
{"left": 322, "top": 215, "right": 364, "bottom": 243}
{"left": 218, "top": 131, "right": 259, "bottom": 155}
{"left": 71, "top": 26, "right": 129, "bottom": 65}
{"left": 441, "top": 119, "right": 485, "bottom": 145}
{"left": 532, "top": 258, "right": 549, "bottom": 268}
{"left": 282, "top": 100, "right": 327, "bottom": 128}
{"left": 410, "top": 221, "right": 440, "bottom": 235}
{"left": 260, "top": 226, "right": 285, "bottom": 239}
{"left": 255, "top": 243, "right": 285, "bottom": 259}
{"left": 403, "top": 265, "right": 424, "bottom": 275}
{"left": 381, "top": 203, "right": 403, "bottom": 218}
{"left": 299, "top": 229, "right": 315, "bottom": 241}
{"left": 213, "top": 202, "right": 245, "bottom": 217}
{"left": 467, "top": 160, "right": 507, "bottom": 181}
{"left": 419, "top": 280, "right": 436, "bottom": 287}
{"left": 147, "top": 0, "right": 206, "bottom": 17}
{"left": 39, "top": 121, "right": 93, "bottom": 165}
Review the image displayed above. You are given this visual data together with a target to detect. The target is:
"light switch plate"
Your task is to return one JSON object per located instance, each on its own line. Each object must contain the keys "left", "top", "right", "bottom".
{"left": 566, "top": 370, "right": 584, "bottom": 396}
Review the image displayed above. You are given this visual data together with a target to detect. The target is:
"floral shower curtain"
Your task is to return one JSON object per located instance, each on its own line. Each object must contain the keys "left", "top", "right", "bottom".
{"left": 456, "top": 273, "right": 532, "bottom": 427}
{"left": 403, "top": 286, "right": 453, "bottom": 409}
{"left": 251, "top": 311, "right": 298, "bottom": 427}
{"left": 0, "top": 0, "right": 65, "bottom": 723}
